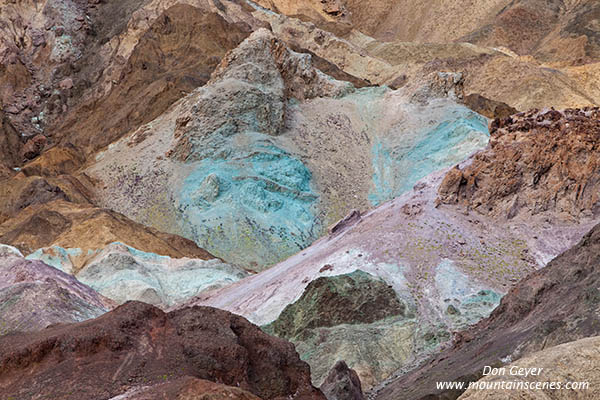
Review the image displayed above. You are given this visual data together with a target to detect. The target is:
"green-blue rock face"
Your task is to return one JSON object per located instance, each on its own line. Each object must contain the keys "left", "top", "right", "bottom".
{"left": 177, "top": 136, "right": 320, "bottom": 268}
{"left": 25, "top": 243, "right": 248, "bottom": 307}
{"left": 86, "top": 30, "right": 492, "bottom": 270}
{"left": 369, "top": 107, "right": 489, "bottom": 206}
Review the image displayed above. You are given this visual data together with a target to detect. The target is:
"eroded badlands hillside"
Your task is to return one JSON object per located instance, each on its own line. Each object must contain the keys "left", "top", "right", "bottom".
{"left": 1, "top": 0, "right": 600, "bottom": 399}
{"left": 195, "top": 108, "right": 600, "bottom": 389}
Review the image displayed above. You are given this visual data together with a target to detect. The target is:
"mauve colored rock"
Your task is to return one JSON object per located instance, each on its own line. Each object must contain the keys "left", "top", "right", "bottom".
{"left": 0, "top": 251, "right": 114, "bottom": 336}
{"left": 376, "top": 222, "right": 600, "bottom": 399}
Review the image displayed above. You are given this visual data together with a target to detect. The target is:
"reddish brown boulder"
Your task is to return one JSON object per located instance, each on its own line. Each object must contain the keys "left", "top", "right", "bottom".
{"left": 0, "top": 301, "right": 325, "bottom": 400}
{"left": 21, "top": 134, "right": 47, "bottom": 160}
{"left": 438, "top": 107, "right": 600, "bottom": 219}
{"left": 320, "top": 361, "right": 366, "bottom": 400}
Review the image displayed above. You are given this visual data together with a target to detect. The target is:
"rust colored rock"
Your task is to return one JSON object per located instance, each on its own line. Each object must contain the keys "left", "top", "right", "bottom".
{"left": 437, "top": 107, "right": 600, "bottom": 219}
{"left": 119, "top": 377, "right": 262, "bottom": 399}
{"left": 320, "top": 361, "right": 366, "bottom": 400}
{"left": 21, "top": 134, "right": 47, "bottom": 160}
{"left": 0, "top": 301, "right": 326, "bottom": 400}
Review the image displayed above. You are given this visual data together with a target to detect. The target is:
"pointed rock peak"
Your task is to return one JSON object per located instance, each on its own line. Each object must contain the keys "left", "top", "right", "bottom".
{"left": 321, "top": 360, "right": 366, "bottom": 400}
{"left": 169, "top": 28, "right": 353, "bottom": 162}
{"left": 210, "top": 28, "right": 354, "bottom": 101}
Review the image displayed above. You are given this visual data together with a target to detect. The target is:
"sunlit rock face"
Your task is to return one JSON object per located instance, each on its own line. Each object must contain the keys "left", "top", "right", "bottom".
{"left": 87, "top": 29, "right": 490, "bottom": 269}
{"left": 26, "top": 242, "right": 248, "bottom": 308}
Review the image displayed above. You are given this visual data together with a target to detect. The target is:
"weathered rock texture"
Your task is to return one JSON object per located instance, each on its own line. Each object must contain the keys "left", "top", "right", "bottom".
{"left": 458, "top": 336, "right": 600, "bottom": 400}
{"left": 113, "top": 376, "right": 262, "bottom": 400}
{"left": 0, "top": 249, "right": 114, "bottom": 336}
{"left": 263, "top": 270, "right": 410, "bottom": 387}
{"left": 87, "top": 27, "right": 490, "bottom": 269}
{"left": 196, "top": 107, "right": 600, "bottom": 389}
{"left": 462, "top": 94, "right": 519, "bottom": 120}
{"left": 0, "top": 110, "right": 21, "bottom": 172}
{"left": 375, "top": 222, "right": 600, "bottom": 399}
{"left": 253, "top": 0, "right": 600, "bottom": 64}
{"left": 26, "top": 242, "right": 247, "bottom": 308}
{"left": 0, "top": 0, "right": 598, "bottom": 398}
{"left": 53, "top": 4, "right": 254, "bottom": 156}
{"left": 438, "top": 107, "right": 600, "bottom": 220}
{"left": 267, "top": 270, "right": 406, "bottom": 340}
{"left": 249, "top": 0, "right": 600, "bottom": 111}
{"left": 0, "top": 200, "right": 215, "bottom": 262}
{"left": 0, "top": 301, "right": 325, "bottom": 400}
{"left": 320, "top": 361, "right": 366, "bottom": 400}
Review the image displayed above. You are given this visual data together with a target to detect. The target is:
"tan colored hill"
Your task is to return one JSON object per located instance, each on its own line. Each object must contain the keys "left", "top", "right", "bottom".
{"left": 459, "top": 336, "right": 600, "bottom": 400}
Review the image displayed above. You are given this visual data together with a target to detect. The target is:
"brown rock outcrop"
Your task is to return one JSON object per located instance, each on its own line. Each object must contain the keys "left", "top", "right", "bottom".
{"left": 0, "top": 110, "right": 22, "bottom": 169}
{"left": 320, "top": 361, "right": 366, "bottom": 400}
{"left": 0, "top": 200, "right": 215, "bottom": 263}
{"left": 21, "top": 134, "right": 47, "bottom": 160}
{"left": 329, "top": 209, "right": 361, "bottom": 236}
{"left": 462, "top": 93, "right": 519, "bottom": 119}
{"left": 438, "top": 107, "right": 600, "bottom": 219}
{"left": 53, "top": 4, "right": 253, "bottom": 155}
{"left": 0, "top": 301, "right": 326, "bottom": 400}
{"left": 20, "top": 144, "right": 85, "bottom": 177}
{"left": 117, "top": 377, "right": 262, "bottom": 399}
{"left": 0, "top": 176, "right": 72, "bottom": 219}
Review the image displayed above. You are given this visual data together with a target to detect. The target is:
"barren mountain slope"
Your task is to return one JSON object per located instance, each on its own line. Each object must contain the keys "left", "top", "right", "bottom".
{"left": 0, "top": 301, "right": 325, "bottom": 400}
{"left": 375, "top": 219, "right": 600, "bottom": 399}
{"left": 193, "top": 108, "right": 600, "bottom": 388}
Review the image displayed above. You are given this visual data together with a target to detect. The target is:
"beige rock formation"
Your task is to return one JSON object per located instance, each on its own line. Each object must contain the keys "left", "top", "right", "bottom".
{"left": 459, "top": 336, "right": 600, "bottom": 400}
